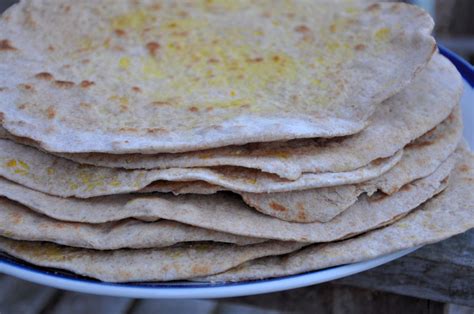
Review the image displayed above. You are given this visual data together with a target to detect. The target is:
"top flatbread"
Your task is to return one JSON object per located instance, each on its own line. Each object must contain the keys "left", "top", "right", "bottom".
{"left": 0, "top": 1, "right": 434, "bottom": 153}
{"left": 56, "top": 54, "right": 461, "bottom": 180}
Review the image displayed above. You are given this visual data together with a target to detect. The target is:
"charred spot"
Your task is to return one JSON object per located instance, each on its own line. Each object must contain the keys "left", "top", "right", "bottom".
{"left": 366, "top": 3, "right": 381, "bottom": 12}
{"left": 295, "top": 25, "right": 310, "bottom": 33}
{"left": 354, "top": 44, "right": 366, "bottom": 51}
{"left": 80, "top": 80, "right": 95, "bottom": 88}
{"left": 132, "top": 86, "right": 142, "bottom": 93}
{"left": 53, "top": 80, "right": 75, "bottom": 89}
{"left": 35, "top": 72, "right": 54, "bottom": 80}
{"left": 147, "top": 127, "right": 167, "bottom": 134}
{"left": 191, "top": 265, "right": 210, "bottom": 274}
{"left": 390, "top": 3, "right": 402, "bottom": 12}
{"left": 188, "top": 106, "right": 199, "bottom": 113}
{"left": 0, "top": 87, "right": 7, "bottom": 92}
{"left": 17, "top": 103, "right": 27, "bottom": 110}
{"left": 297, "top": 210, "right": 307, "bottom": 221}
{"left": 458, "top": 164, "right": 470, "bottom": 173}
{"left": 0, "top": 112, "right": 4, "bottom": 123}
{"left": 0, "top": 39, "right": 17, "bottom": 51}
{"left": 247, "top": 57, "right": 263, "bottom": 63}
{"left": 18, "top": 84, "right": 35, "bottom": 91}
{"left": 114, "top": 29, "right": 127, "bottom": 37}
{"left": 118, "top": 127, "right": 138, "bottom": 132}
{"left": 46, "top": 106, "right": 56, "bottom": 119}
{"left": 146, "top": 42, "right": 161, "bottom": 56}
{"left": 270, "top": 201, "right": 287, "bottom": 212}
{"left": 207, "top": 58, "right": 219, "bottom": 64}
{"left": 47, "top": 45, "right": 55, "bottom": 52}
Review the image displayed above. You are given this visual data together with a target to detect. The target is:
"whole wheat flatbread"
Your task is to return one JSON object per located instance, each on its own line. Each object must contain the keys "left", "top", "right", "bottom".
{"left": 122, "top": 151, "right": 456, "bottom": 242}
{"left": 0, "top": 138, "right": 401, "bottom": 197}
{"left": 0, "top": 1, "right": 434, "bottom": 154}
{"left": 0, "top": 197, "right": 266, "bottom": 249}
{"left": 241, "top": 108, "right": 462, "bottom": 223}
{"left": 0, "top": 238, "right": 304, "bottom": 282}
{"left": 201, "top": 150, "right": 474, "bottom": 282}
{"left": 0, "top": 148, "right": 456, "bottom": 237}
{"left": 54, "top": 54, "right": 461, "bottom": 180}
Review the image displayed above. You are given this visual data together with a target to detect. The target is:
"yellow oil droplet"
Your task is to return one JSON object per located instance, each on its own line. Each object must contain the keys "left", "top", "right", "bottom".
{"left": 18, "top": 160, "right": 29, "bottom": 170}
{"left": 47, "top": 167, "right": 55, "bottom": 175}
{"left": 111, "top": 9, "right": 154, "bottom": 30}
{"left": 230, "top": 90, "right": 236, "bottom": 97}
{"left": 110, "top": 180, "right": 121, "bottom": 187}
{"left": 375, "top": 27, "right": 391, "bottom": 41}
{"left": 6, "top": 160, "right": 17, "bottom": 168}
{"left": 119, "top": 57, "right": 131, "bottom": 70}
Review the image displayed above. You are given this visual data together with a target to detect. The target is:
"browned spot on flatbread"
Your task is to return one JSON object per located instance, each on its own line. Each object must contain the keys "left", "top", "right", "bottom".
{"left": 54, "top": 80, "right": 75, "bottom": 89}
{"left": 80, "top": 80, "right": 95, "bottom": 88}
{"left": 458, "top": 164, "right": 470, "bottom": 173}
{"left": 46, "top": 106, "right": 56, "bottom": 119}
{"left": 270, "top": 201, "right": 287, "bottom": 212}
{"left": 366, "top": 3, "right": 381, "bottom": 12}
{"left": 297, "top": 208, "right": 307, "bottom": 221}
{"left": 0, "top": 87, "right": 7, "bottom": 92}
{"left": 18, "top": 84, "right": 35, "bottom": 92}
{"left": 295, "top": 25, "right": 310, "bottom": 33}
{"left": 132, "top": 86, "right": 142, "bottom": 93}
{"left": 191, "top": 265, "right": 210, "bottom": 274}
{"left": 119, "top": 127, "right": 138, "bottom": 132}
{"left": 10, "top": 212, "right": 23, "bottom": 224}
{"left": 35, "top": 72, "right": 54, "bottom": 80}
{"left": 355, "top": 44, "right": 366, "bottom": 51}
{"left": 188, "top": 106, "right": 199, "bottom": 112}
{"left": 296, "top": 202, "right": 305, "bottom": 211}
{"left": 0, "top": 112, "right": 5, "bottom": 123}
{"left": 114, "top": 29, "right": 126, "bottom": 37}
{"left": 147, "top": 127, "right": 167, "bottom": 134}
{"left": 0, "top": 39, "right": 17, "bottom": 51}
{"left": 146, "top": 42, "right": 161, "bottom": 56}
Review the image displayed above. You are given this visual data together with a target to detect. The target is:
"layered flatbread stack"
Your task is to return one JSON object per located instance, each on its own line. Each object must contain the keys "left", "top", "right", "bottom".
{"left": 0, "top": 0, "right": 472, "bottom": 283}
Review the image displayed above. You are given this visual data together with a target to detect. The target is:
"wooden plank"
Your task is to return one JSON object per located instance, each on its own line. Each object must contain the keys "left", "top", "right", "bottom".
{"left": 337, "top": 230, "right": 474, "bottom": 306}
{"left": 0, "top": 276, "right": 58, "bottom": 314}
{"left": 221, "top": 283, "right": 445, "bottom": 314}
{"left": 47, "top": 291, "right": 133, "bottom": 314}
{"left": 129, "top": 299, "right": 217, "bottom": 314}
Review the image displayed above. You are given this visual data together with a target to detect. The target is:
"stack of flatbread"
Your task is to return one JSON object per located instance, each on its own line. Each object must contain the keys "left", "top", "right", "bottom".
{"left": 0, "top": 0, "right": 472, "bottom": 283}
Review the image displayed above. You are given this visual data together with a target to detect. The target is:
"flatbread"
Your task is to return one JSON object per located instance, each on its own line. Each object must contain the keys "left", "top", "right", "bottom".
{"left": 54, "top": 54, "right": 461, "bottom": 180}
{"left": 0, "top": 138, "right": 401, "bottom": 197}
{"left": 0, "top": 147, "right": 456, "bottom": 235}
{"left": 0, "top": 1, "right": 435, "bottom": 154}
{"left": 0, "top": 238, "right": 304, "bottom": 282}
{"left": 123, "top": 151, "right": 455, "bottom": 242}
{"left": 201, "top": 150, "right": 474, "bottom": 282}
{"left": 0, "top": 197, "right": 266, "bottom": 249}
{"left": 241, "top": 107, "right": 462, "bottom": 223}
